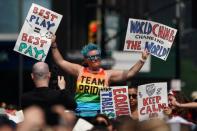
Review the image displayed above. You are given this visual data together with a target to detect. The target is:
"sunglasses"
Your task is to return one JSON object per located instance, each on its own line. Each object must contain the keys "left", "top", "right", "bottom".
{"left": 129, "top": 94, "right": 137, "bottom": 99}
{"left": 86, "top": 54, "right": 101, "bottom": 61}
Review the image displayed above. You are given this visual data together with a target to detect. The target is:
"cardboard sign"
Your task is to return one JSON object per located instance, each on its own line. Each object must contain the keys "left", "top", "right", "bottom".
{"left": 138, "top": 82, "right": 168, "bottom": 121}
{"left": 124, "top": 18, "right": 177, "bottom": 61}
{"left": 100, "top": 86, "right": 131, "bottom": 119}
{"left": 13, "top": 3, "right": 62, "bottom": 61}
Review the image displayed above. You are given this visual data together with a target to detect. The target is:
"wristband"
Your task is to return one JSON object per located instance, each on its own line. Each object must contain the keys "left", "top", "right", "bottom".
{"left": 140, "top": 57, "right": 146, "bottom": 63}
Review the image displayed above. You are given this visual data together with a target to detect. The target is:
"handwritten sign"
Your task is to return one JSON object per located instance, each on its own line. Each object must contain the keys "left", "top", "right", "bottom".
{"left": 138, "top": 82, "right": 168, "bottom": 121}
{"left": 100, "top": 86, "right": 131, "bottom": 118}
{"left": 124, "top": 18, "right": 177, "bottom": 61}
{"left": 13, "top": 3, "right": 62, "bottom": 61}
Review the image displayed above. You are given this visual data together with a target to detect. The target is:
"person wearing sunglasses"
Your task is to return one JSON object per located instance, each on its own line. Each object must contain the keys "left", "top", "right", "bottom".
{"left": 50, "top": 35, "right": 149, "bottom": 119}
{"left": 128, "top": 86, "right": 138, "bottom": 120}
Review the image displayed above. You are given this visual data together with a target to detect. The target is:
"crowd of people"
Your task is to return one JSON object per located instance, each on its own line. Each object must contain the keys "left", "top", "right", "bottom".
{"left": 1, "top": 84, "right": 197, "bottom": 131}
{"left": 1, "top": 35, "right": 197, "bottom": 131}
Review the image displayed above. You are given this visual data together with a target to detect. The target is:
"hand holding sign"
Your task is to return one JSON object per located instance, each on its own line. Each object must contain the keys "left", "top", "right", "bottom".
{"left": 141, "top": 49, "right": 150, "bottom": 62}
{"left": 50, "top": 34, "right": 57, "bottom": 48}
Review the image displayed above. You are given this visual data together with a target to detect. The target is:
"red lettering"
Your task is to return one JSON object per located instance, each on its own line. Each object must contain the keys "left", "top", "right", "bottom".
{"left": 44, "top": 11, "right": 50, "bottom": 19}
{"left": 113, "top": 88, "right": 126, "bottom": 95}
{"left": 156, "top": 96, "right": 161, "bottom": 103}
{"left": 143, "top": 98, "right": 148, "bottom": 106}
{"left": 33, "top": 7, "right": 38, "bottom": 14}
{"left": 126, "top": 40, "right": 141, "bottom": 50}
{"left": 146, "top": 106, "right": 152, "bottom": 114}
{"left": 22, "top": 33, "right": 28, "bottom": 41}
{"left": 114, "top": 94, "right": 127, "bottom": 103}
{"left": 51, "top": 14, "right": 58, "bottom": 21}
{"left": 152, "top": 24, "right": 159, "bottom": 37}
{"left": 152, "top": 24, "right": 176, "bottom": 43}
{"left": 32, "top": 6, "right": 57, "bottom": 21}
{"left": 140, "top": 107, "right": 145, "bottom": 115}
{"left": 158, "top": 103, "right": 166, "bottom": 111}
{"left": 158, "top": 26, "right": 164, "bottom": 39}
{"left": 152, "top": 104, "right": 158, "bottom": 112}
{"left": 115, "top": 101, "right": 128, "bottom": 108}
{"left": 33, "top": 37, "right": 40, "bottom": 45}
{"left": 21, "top": 33, "right": 47, "bottom": 47}
{"left": 140, "top": 103, "right": 167, "bottom": 116}
{"left": 149, "top": 97, "right": 153, "bottom": 104}
{"left": 116, "top": 108, "right": 129, "bottom": 116}
{"left": 163, "top": 28, "right": 170, "bottom": 40}
{"left": 28, "top": 36, "right": 34, "bottom": 43}
{"left": 38, "top": 9, "right": 45, "bottom": 16}
{"left": 40, "top": 40, "right": 47, "bottom": 47}
{"left": 169, "top": 30, "right": 175, "bottom": 42}
{"left": 126, "top": 40, "right": 131, "bottom": 49}
{"left": 149, "top": 97, "right": 157, "bottom": 104}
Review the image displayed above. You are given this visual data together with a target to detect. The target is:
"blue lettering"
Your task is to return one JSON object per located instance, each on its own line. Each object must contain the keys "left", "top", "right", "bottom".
{"left": 29, "top": 15, "right": 55, "bottom": 30}
{"left": 158, "top": 45, "right": 163, "bottom": 57}
{"left": 101, "top": 91, "right": 112, "bottom": 97}
{"left": 130, "top": 20, "right": 142, "bottom": 33}
{"left": 35, "top": 17, "right": 40, "bottom": 25}
{"left": 145, "top": 41, "right": 154, "bottom": 52}
{"left": 161, "top": 48, "right": 170, "bottom": 57}
{"left": 151, "top": 44, "right": 160, "bottom": 54}
{"left": 144, "top": 22, "right": 152, "bottom": 34}
{"left": 145, "top": 41, "right": 170, "bottom": 58}
{"left": 102, "top": 98, "right": 112, "bottom": 103}
{"left": 130, "top": 20, "right": 152, "bottom": 34}
{"left": 47, "top": 21, "right": 55, "bottom": 30}
{"left": 29, "top": 15, "right": 36, "bottom": 22}
{"left": 40, "top": 19, "right": 46, "bottom": 28}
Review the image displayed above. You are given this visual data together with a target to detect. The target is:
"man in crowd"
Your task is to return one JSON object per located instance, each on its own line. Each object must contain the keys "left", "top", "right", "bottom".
{"left": 21, "top": 62, "right": 77, "bottom": 111}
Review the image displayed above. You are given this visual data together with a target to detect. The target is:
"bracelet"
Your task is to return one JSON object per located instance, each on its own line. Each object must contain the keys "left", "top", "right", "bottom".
{"left": 140, "top": 57, "right": 146, "bottom": 63}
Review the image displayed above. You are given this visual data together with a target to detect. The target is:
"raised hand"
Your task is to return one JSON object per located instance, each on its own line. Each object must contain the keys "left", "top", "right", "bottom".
{"left": 58, "top": 75, "right": 66, "bottom": 90}
{"left": 141, "top": 49, "right": 150, "bottom": 61}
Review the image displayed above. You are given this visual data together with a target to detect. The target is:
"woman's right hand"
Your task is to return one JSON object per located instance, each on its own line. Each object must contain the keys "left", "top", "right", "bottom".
{"left": 51, "top": 35, "right": 56, "bottom": 43}
{"left": 50, "top": 34, "right": 57, "bottom": 48}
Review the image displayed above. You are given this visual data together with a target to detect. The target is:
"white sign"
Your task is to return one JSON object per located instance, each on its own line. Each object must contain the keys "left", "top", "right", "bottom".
{"left": 73, "top": 118, "right": 93, "bottom": 131}
{"left": 100, "top": 86, "right": 131, "bottom": 119}
{"left": 8, "top": 110, "right": 24, "bottom": 123}
{"left": 138, "top": 82, "right": 168, "bottom": 121}
{"left": 124, "top": 18, "right": 177, "bottom": 61}
{"left": 13, "top": 3, "right": 62, "bottom": 61}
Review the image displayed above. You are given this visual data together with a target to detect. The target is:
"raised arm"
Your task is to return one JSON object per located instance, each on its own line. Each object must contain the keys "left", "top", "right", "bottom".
{"left": 171, "top": 97, "right": 197, "bottom": 108}
{"left": 108, "top": 50, "right": 149, "bottom": 83}
{"left": 178, "top": 102, "right": 197, "bottom": 108}
{"left": 51, "top": 35, "right": 83, "bottom": 77}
